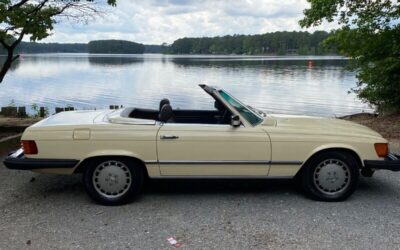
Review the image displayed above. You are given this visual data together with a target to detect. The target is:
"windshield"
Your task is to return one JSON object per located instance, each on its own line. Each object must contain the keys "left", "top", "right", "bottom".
{"left": 218, "top": 90, "right": 263, "bottom": 126}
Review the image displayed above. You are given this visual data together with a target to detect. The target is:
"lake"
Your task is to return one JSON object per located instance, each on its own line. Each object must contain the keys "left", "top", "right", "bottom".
{"left": 0, "top": 54, "right": 372, "bottom": 117}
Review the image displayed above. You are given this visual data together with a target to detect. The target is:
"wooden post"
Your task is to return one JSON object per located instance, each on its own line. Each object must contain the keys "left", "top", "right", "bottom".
{"left": 1, "top": 106, "right": 18, "bottom": 117}
{"left": 65, "top": 107, "right": 75, "bottom": 111}
{"left": 18, "top": 106, "right": 27, "bottom": 117}
{"left": 55, "top": 107, "right": 64, "bottom": 113}
{"left": 39, "top": 107, "right": 45, "bottom": 117}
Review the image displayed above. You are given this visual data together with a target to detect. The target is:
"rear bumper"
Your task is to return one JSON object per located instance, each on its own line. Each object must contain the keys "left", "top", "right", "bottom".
{"left": 364, "top": 153, "right": 400, "bottom": 172}
{"left": 3, "top": 149, "right": 79, "bottom": 170}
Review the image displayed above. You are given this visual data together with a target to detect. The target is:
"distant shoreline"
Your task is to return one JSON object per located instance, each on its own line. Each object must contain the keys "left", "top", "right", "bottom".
{"left": 1, "top": 31, "right": 336, "bottom": 56}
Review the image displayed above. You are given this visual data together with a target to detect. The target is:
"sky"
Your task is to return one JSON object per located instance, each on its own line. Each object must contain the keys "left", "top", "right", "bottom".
{"left": 42, "top": 0, "right": 338, "bottom": 45}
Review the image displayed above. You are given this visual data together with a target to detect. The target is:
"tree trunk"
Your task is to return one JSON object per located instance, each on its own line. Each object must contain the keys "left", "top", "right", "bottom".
{"left": 0, "top": 47, "right": 19, "bottom": 83}
{"left": 0, "top": 30, "right": 24, "bottom": 83}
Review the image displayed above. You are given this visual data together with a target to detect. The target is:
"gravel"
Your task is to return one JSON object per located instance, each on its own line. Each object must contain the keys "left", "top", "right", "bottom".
{"left": 1, "top": 155, "right": 400, "bottom": 250}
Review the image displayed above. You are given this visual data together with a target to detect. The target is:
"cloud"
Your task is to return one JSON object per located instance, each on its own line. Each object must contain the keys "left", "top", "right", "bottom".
{"left": 39, "top": 0, "right": 338, "bottom": 44}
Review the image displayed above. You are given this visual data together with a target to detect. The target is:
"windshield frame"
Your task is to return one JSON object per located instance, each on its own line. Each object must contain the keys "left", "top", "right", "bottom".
{"left": 217, "top": 89, "right": 264, "bottom": 126}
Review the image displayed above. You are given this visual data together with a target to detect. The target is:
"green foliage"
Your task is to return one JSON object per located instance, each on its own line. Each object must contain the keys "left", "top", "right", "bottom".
{"left": 88, "top": 40, "right": 145, "bottom": 54}
{"left": 30, "top": 103, "right": 48, "bottom": 117}
{"left": 30, "top": 103, "right": 39, "bottom": 117}
{"left": 300, "top": 0, "right": 400, "bottom": 113}
{"left": 166, "top": 31, "right": 335, "bottom": 55}
{"left": 0, "top": 0, "right": 116, "bottom": 44}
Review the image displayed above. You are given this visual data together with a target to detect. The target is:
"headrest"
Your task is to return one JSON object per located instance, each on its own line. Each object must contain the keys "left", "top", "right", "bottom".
{"left": 214, "top": 101, "right": 224, "bottom": 111}
{"left": 159, "top": 98, "right": 170, "bottom": 111}
{"left": 158, "top": 104, "right": 173, "bottom": 122}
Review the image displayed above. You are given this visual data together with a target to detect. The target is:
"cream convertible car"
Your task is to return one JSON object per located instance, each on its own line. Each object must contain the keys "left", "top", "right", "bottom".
{"left": 4, "top": 85, "right": 400, "bottom": 205}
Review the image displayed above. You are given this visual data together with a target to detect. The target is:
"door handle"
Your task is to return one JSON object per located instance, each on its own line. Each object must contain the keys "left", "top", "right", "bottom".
{"left": 160, "top": 135, "right": 179, "bottom": 140}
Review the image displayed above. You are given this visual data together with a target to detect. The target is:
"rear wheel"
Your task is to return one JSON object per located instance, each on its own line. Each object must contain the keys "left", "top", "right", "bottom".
{"left": 83, "top": 158, "right": 144, "bottom": 205}
{"left": 301, "top": 151, "right": 359, "bottom": 201}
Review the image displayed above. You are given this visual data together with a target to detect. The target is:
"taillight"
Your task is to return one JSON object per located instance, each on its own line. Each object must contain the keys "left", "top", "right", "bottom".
{"left": 374, "top": 143, "right": 388, "bottom": 157}
{"left": 21, "top": 140, "right": 38, "bottom": 155}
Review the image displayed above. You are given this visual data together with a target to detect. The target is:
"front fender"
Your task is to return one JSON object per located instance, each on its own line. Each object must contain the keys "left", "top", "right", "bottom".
{"left": 303, "top": 143, "right": 366, "bottom": 169}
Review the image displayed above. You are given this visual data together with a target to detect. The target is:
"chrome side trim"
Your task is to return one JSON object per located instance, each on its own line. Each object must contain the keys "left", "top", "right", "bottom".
{"left": 158, "top": 160, "right": 269, "bottom": 165}
{"left": 144, "top": 160, "right": 303, "bottom": 165}
{"left": 270, "top": 161, "right": 303, "bottom": 165}
{"left": 150, "top": 176, "right": 294, "bottom": 179}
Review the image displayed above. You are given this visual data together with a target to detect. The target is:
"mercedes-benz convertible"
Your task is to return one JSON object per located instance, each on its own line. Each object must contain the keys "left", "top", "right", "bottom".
{"left": 4, "top": 84, "right": 400, "bottom": 205}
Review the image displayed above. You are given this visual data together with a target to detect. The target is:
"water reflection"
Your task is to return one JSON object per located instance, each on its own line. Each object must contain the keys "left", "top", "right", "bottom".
{"left": 88, "top": 57, "right": 144, "bottom": 66}
{"left": 0, "top": 54, "right": 372, "bottom": 117}
{"left": 0, "top": 57, "right": 21, "bottom": 72}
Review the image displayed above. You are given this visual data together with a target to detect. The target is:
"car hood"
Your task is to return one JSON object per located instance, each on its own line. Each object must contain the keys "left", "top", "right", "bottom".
{"left": 263, "top": 114, "right": 384, "bottom": 139}
{"left": 31, "top": 110, "right": 113, "bottom": 127}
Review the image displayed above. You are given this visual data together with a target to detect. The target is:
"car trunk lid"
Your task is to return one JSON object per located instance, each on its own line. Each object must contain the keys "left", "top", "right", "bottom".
{"left": 31, "top": 110, "right": 113, "bottom": 127}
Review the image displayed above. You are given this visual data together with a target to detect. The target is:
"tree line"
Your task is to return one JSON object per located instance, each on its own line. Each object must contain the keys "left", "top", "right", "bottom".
{"left": 16, "top": 42, "right": 88, "bottom": 53}
{"left": 88, "top": 40, "right": 145, "bottom": 54}
{"left": 166, "top": 31, "right": 336, "bottom": 55}
{"left": 1, "top": 31, "right": 335, "bottom": 56}
{"left": 1, "top": 41, "right": 161, "bottom": 54}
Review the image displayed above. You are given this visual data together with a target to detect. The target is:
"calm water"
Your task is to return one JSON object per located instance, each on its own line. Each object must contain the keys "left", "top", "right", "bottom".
{"left": 0, "top": 54, "right": 372, "bottom": 117}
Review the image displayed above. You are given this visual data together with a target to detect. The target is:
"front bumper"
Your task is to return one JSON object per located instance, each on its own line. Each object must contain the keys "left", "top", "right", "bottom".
{"left": 3, "top": 148, "right": 79, "bottom": 170}
{"left": 364, "top": 153, "right": 400, "bottom": 172}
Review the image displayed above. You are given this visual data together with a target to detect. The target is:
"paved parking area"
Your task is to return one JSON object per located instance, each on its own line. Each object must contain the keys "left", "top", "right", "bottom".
{"left": 1, "top": 155, "right": 400, "bottom": 249}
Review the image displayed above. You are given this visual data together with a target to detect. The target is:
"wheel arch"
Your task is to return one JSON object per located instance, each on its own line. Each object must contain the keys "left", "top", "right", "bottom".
{"left": 74, "top": 155, "right": 149, "bottom": 178}
{"left": 296, "top": 145, "right": 364, "bottom": 177}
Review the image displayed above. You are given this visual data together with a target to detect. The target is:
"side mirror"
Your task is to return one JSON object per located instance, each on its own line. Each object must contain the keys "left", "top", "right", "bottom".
{"left": 231, "top": 115, "right": 241, "bottom": 127}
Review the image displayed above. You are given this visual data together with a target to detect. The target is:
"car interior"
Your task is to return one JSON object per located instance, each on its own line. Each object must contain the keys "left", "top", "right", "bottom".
{"left": 120, "top": 98, "right": 232, "bottom": 124}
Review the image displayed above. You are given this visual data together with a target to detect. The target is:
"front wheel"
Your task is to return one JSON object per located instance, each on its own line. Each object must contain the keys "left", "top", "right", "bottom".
{"left": 83, "top": 158, "right": 144, "bottom": 205}
{"left": 301, "top": 151, "right": 360, "bottom": 201}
